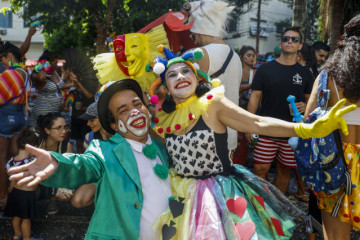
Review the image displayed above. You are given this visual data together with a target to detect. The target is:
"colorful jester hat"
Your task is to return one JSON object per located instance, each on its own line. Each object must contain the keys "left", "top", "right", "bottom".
{"left": 146, "top": 45, "right": 221, "bottom": 102}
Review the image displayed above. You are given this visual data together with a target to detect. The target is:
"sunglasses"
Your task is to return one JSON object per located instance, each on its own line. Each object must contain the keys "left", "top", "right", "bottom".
{"left": 281, "top": 36, "right": 300, "bottom": 43}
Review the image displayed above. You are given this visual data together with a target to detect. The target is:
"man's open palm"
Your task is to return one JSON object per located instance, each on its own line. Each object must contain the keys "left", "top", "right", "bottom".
{"left": 8, "top": 144, "right": 58, "bottom": 187}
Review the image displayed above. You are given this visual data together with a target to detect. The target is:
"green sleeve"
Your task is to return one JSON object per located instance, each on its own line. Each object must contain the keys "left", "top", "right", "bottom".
{"left": 42, "top": 140, "right": 104, "bottom": 189}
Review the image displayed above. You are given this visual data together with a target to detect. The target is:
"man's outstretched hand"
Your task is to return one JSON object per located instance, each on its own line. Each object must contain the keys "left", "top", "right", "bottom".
{"left": 8, "top": 144, "right": 58, "bottom": 187}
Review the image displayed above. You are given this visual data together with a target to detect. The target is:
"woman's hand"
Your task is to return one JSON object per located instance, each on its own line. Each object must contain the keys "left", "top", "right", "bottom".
{"left": 294, "top": 99, "right": 357, "bottom": 139}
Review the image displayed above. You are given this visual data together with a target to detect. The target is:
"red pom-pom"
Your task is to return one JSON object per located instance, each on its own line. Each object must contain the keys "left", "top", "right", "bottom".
{"left": 166, "top": 127, "right": 171, "bottom": 133}
{"left": 175, "top": 124, "right": 181, "bottom": 130}
{"left": 158, "top": 108, "right": 162, "bottom": 112}
{"left": 158, "top": 128, "right": 163, "bottom": 134}
{"left": 150, "top": 95, "right": 159, "bottom": 105}
{"left": 153, "top": 117, "right": 159, "bottom": 124}
{"left": 189, "top": 113, "right": 195, "bottom": 120}
{"left": 206, "top": 94, "right": 213, "bottom": 100}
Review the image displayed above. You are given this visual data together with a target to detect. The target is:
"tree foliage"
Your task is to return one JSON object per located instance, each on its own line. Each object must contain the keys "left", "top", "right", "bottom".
{"left": 9, "top": 0, "right": 186, "bottom": 55}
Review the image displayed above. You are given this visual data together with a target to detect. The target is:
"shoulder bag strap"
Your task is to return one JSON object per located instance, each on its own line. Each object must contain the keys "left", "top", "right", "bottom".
{"left": 210, "top": 47, "right": 234, "bottom": 78}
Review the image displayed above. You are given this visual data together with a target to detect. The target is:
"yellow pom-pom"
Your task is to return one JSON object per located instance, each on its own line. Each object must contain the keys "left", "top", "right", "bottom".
{"left": 211, "top": 79, "right": 221, "bottom": 88}
{"left": 157, "top": 45, "right": 165, "bottom": 53}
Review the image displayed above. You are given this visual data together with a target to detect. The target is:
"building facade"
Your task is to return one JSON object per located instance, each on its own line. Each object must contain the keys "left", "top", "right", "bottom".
{"left": 0, "top": 1, "right": 45, "bottom": 60}
{"left": 225, "top": 0, "right": 293, "bottom": 54}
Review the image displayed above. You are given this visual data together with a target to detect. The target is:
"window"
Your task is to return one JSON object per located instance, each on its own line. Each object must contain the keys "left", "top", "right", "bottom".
{"left": 0, "top": 10, "right": 13, "bottom": 28}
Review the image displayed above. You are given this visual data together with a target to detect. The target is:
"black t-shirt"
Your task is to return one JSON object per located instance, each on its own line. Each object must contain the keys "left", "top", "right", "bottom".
{"left": 251, "top": 60, "right": 314, "bottom": 122}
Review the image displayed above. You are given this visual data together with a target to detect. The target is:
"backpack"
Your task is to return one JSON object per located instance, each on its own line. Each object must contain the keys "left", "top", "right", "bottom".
{"left": 290, "top": 70, "right": 352, "bottom": 217}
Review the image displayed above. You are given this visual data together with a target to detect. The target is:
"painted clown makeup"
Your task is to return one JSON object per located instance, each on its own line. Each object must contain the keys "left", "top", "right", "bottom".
{"left": 118, "top": 108, "right": 149, "bottom": 137}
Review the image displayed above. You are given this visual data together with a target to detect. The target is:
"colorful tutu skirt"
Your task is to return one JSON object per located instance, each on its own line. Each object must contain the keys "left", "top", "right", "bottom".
{"left": 317, "top": 143, "right": 360, "bottom": 229}
{"left": 154, "top": 165, "right": 301, "bottom": 240}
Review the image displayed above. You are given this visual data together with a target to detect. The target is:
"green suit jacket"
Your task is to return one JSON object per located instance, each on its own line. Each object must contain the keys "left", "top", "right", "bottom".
{"left": 42, "top": 133, "right": 169, "bottom": 240}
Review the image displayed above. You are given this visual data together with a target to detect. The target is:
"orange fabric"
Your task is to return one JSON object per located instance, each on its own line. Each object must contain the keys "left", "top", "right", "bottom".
{"left": 317, "top": 143, "right": 360, "bottom": 229}
{"left": 0, "top": 69, "right": 28, "bottom": 105}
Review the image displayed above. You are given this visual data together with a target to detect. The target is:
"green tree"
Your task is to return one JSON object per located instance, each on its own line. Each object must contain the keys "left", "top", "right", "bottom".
{"left": 9, "top": 0, "right": 186, "bottom": 55}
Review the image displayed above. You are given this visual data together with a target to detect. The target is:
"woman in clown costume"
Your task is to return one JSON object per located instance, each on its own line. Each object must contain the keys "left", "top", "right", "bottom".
{"left": 146, "top": 46, "right": 356, "bottom": 240}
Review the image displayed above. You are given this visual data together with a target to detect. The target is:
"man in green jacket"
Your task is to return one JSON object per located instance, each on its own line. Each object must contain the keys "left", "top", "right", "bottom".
{"left": 9, "top": 79, "right": 172, "bottom": 240}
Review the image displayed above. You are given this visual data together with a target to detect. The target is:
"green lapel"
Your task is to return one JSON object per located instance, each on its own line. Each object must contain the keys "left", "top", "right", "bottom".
{"left": 110, "top": 133, "right": 142, "bottom": 190}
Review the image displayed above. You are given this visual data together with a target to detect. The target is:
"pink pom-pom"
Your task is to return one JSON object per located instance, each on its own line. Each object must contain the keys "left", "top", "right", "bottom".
{"left": 150, "top": 95, "right": 159, "bottom": 105}
{"left": 175, "top": 124, "right": 181, "bottom": 130}
{"left": 166, "top": 127, "right": 171, "bottom": 133}
{"left": 153, "top": 117, "right": 159, "bottom": 124}
{"left": 158, "top": 128, "right": 163, "bottom": 134}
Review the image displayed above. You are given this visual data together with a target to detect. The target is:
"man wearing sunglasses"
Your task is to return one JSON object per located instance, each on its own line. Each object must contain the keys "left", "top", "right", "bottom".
{"left": 246, "top": 27, "right": 314, "bottom": 198}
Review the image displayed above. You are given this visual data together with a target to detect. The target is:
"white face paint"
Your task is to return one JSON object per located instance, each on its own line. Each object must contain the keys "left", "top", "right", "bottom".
{"left": 124, "top": 108, "right": 149, "bottom": 137}
{"left": 117, "top": 120, "right": 128, "bottom": 133}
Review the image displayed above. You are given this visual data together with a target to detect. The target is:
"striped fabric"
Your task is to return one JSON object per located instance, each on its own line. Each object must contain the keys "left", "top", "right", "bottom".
{"left": 0, "top": 69, "right": 28, "bottom": 105}
{"left": 253, "top": 137, "right": 297, "bottom": 168}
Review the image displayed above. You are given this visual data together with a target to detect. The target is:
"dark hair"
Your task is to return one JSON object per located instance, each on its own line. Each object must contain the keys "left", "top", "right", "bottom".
{"left": 311, "top": 41, "right": 330, "bottom": 52}
{"left": 37, "top": 112, "right": 65, "bottom": 141}
{"left": 322, "top": 14, "right": 360, "bottom": 103}
{"left": 16, "top": 128, "right": 39, "bottom": 149}
{"left": 238, "top": 45, "right": 255, "bottom": 59}
{"left": 38, "top": 50, "right": 57, "bottom": 62}
{"left": 282, "top": 26, "right": 303, "bottom": 43}
{"left": 0, "top": 42, "right": 22, "bottom": 62}
{"left": 299, "top": 43, "right": 318, "bottom": 77}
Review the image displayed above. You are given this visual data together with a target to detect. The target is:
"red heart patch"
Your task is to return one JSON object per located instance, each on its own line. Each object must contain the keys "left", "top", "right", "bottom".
{"left": 270, "top": 218, "right": 285, "bottom": 236}
{"left": 226, "top": 197, "right": 247, "bottom": 218}
{"left": 254, "top": 196, "right": 265, "bottom": 210}
{"left": 235, "top": 221, "right": 256, "bottom": 240}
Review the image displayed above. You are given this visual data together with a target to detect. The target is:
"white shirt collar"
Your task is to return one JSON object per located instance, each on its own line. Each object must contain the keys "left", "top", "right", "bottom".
{"left": 125, "top": 134, "right": 152, "bottom": 154}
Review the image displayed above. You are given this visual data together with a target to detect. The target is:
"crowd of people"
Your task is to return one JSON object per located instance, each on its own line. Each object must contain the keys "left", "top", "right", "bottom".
{"left": 0, "top": 1, "right": 359, "bottom": 240}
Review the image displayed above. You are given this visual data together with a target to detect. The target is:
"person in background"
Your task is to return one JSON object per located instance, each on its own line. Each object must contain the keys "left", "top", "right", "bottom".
{"left": 297, "top": 43, "right": 318, "bottom": 78}
{"left": 185, "top": 0, "right": 242, "bottom": 154}
{"left": 66, "top": 71, "right": 95, "bottom": 154}
{"left": 233, "top": 45, "right": 256, "bottom": 165}
{"left": 28, "top": 52, "right": 65, "bottom": 129}
{"left": 37, "top": 112, "right": 73, "bottom": 215}
{"left": 304, "top": 14, "right": 360, "bottom": 240}
{"left": 0, "top": 26, "right": 37, "bottom": 73}
{"left": 0, "top": 42, "right": 30, "bottom": 211}
{"left": 4, "top": 128, "right": 43, "bottom": 240}
{"left": 311, "top": 41, "right": 330, "bottom": 68}
{"left": 71, "top": 101, "right": 112, "bottom": 209}
{"left": 246, "top": 27, "right": 314, "bottom": 197}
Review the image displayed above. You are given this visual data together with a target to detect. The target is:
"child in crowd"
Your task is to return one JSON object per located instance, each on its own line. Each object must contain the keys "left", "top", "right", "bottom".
{"left": 4, "top": 128, "right": 43, "bottom": 240}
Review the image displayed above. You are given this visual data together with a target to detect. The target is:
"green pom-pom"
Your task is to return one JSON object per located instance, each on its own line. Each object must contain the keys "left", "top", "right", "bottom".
{"left": 145, "top": 63, "right": 152, "bottom": 72}
{"left": 143, "top": 144, "right": 158, "bottom": 160}
{"left": 168, "top": 196, "right": 176, "bottom": 201}
{"left": 154, "top": 164, "right": 169, "bottom": 179}
{"left": 193, "top": 48, "right": 204, "bottom": 61}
